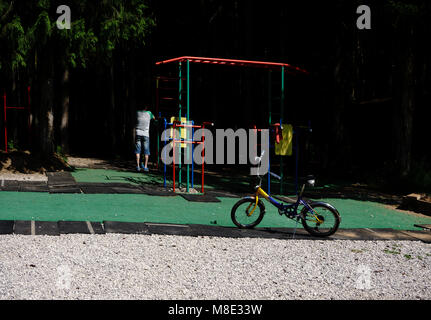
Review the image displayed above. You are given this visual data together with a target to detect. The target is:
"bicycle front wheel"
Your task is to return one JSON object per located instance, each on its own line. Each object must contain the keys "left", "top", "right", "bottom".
{"left": 301, "top": 202, "right": 341, "bottom": 237}
{"left": 231, "top": 197, "right": 266, "bottom": 229}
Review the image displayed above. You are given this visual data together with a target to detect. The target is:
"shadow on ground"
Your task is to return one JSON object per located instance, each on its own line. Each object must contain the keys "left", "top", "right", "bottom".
{"left": 0, "top": 150, "right": 70, "bottom": 173}
{"left": 67, "top": 156, "right": 417, "bottom": 209}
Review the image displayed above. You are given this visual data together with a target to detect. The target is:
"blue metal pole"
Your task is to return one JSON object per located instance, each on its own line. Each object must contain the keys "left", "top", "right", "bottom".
{"left": 186, "top": 59, "right": 190, "bottom": 192}
{"left": 280, "top": 66, "right": 285, "bottom": 194}
{"left": 178, "top": 61, "right": 182, "bottom": 188}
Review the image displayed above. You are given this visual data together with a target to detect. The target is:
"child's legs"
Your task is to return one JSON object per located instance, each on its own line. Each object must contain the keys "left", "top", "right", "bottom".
{"left": 143, "top": 136, "right": 150, "bottom": 167}
{"left": 135, "top": 136, "right": 143, "bottom": 167}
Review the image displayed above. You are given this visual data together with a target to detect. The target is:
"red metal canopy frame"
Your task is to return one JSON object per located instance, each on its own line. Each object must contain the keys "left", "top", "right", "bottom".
{"left": 155, "top": 56, "right": 309, "bottom": 74}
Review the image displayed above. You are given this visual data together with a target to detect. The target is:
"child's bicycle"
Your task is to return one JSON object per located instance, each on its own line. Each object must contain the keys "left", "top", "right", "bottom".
{"left": 231, "top": 152, "right": 341, "bottom": 237}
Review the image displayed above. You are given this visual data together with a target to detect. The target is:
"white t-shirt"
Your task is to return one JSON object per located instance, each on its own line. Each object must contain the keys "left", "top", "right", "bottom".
{"left": 136, "top": 110, "right": 154, "bottom": 137}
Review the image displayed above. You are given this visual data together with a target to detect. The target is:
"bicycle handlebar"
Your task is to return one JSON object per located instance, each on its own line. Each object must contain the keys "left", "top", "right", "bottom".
{"left": 269, "top": 171, "right": 281, "bottom": 180}
{"left": 254, "top": 151, "right": 281, "bottom": 181}
{"left": 254, "top": 150, "right": 265, "bottom": 165}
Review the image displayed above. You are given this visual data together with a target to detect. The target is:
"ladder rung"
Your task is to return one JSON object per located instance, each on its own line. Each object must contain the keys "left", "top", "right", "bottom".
{"left": 159, "top": 106, "right": 182, "bottom": 110}
{"left": 158, "top": 87, "right": 179, "bottom": 91}
{"left": 156, "top": 77, "right": 187, "bottom": 82}
{"left": 6, "top": 106, "right": 26, "bottom": 110}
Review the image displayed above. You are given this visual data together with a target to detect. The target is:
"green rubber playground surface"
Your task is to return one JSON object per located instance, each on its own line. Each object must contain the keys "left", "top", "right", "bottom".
{"left": 1, "top": 190, "right": 431, "bottom": 230}
{"left": 72, "top": 168, "right": 168, "bottom": 186}
{"left": 71, "top": 167, "right": 248, "bottom": 192}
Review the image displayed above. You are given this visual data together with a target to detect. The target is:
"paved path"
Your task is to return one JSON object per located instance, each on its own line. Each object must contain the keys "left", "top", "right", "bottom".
{"left": 1, "top": 220, "right": 431, "bottom": 242}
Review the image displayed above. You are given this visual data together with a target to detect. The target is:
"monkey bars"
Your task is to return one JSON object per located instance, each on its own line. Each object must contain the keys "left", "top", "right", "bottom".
{"left": 155, "top": 56, "right": 308, "bottom": 194}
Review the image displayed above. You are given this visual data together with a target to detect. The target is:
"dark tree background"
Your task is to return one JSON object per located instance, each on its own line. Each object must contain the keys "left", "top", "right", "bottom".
{"left": 1, "top": 0, "right": 430, "bottom": 190}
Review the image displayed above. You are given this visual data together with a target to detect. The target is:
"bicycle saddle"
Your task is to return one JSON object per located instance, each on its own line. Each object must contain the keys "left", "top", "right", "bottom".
{"left": 299, "top": 175, "right": 316, "bottom": 187}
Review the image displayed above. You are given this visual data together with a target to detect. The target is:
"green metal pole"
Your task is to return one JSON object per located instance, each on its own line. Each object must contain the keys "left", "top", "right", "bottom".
{"left": 179, "top": 61, "right": 182, "bottom": 188}
{"left": 156, "top": 78, "right": 160, "bottom": 169}
{"left": 268, "top": 70, "right": 272, "bottom": 194}
{"left": 157, "top": 126, "right": 160, "bottom": 169}
{"left": 186, "top": 59, "right": 190, "bottom": 192}
{"left": 280, "top": 66, "right": 285, "bottom": 194}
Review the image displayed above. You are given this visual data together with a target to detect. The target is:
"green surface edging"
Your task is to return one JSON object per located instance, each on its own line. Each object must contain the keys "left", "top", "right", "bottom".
{"left": 1, "top": 191, "right": 431, "bottom": 230}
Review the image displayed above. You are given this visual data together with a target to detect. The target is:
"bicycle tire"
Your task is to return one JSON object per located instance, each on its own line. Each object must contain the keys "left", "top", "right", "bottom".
{"left": 300, "top": 201, "right": 341, "bottom": 237}
{"left": 231, "top": 197, "right": 266, "bottom": 229}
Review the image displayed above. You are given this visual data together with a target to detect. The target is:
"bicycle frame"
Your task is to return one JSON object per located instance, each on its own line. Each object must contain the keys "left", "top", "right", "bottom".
{"left": 249, "top": 150, "right": 322, "bottom": 223}
{"left": 246, "top": 185, "right": 322, "bottom": 224}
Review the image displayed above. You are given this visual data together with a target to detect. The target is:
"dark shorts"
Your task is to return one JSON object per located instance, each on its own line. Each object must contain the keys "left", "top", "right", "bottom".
{"left": 135, "top": 135, "right": 150, "bottom": 156}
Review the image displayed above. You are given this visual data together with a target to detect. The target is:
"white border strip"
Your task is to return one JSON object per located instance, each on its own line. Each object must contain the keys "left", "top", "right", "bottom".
{"left": 86, "top": 221, "right": 95, "bottom": 234}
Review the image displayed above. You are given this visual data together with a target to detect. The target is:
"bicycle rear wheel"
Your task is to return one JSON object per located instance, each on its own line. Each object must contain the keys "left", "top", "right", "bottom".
{"left": 231, "top": 197, "right": 266, "bottom": 229}
{"left": 300, "top": 202, "right": 340, "bottom": 237}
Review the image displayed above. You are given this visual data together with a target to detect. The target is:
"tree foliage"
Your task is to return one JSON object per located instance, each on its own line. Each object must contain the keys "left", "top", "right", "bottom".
{"left": 0, "top": 0, "right": 154, "bottom": 154}
{"left": 0, "top": 0, "right": 430, "bottom": 186}
{"left": 0, "top": 0, "right": 154, "bottom": 72}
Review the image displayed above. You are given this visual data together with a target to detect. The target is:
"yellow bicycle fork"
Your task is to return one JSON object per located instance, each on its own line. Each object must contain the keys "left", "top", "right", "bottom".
{"left": 245, "top": 187, "right": 269, "bottom": 217}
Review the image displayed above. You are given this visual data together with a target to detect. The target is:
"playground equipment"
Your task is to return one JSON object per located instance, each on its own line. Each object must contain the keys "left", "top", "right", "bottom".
{"left": 2, "top": 87, "right": 31, "bottom": 152}
{"left": 155, "top": 56, "right": 309, "bottom": 195}
{"left": 162, "top": 118, "right": 213, "bottom": 193}
{"left": 252, "top": 121, "right": 312, "bottom": 195}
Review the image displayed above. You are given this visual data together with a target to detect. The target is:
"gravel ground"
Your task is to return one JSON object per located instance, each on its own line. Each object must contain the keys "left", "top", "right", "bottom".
{"left": 1, "top": 234, "right": 430, "bottom": 300}
{"left": 66, "top": 156, "right": 109, "bottom": 168}
{"left": 0, "top": 172, "right": 47, "bottom": 181}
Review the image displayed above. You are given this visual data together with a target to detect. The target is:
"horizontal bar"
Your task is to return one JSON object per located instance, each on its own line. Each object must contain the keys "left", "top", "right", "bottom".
{"left": 166, "top": 137, "right": 201, "bottom": 141}
{"left": 167, "top": 123, "right": 203, "bottom": 128}
{"left": 171, "top": 140, "right": 203, "bottom": 144}
{"left": 155, "top": 56, "right": 309, "bottom": 74}
{"left": 158, "top": 87, "right": 180, "bottom": 91}
{"left": 156, "top": 76, "right": 186, "bottom": 81}
{"left": 173, "top": 124, "right": 203, "bottom": 128}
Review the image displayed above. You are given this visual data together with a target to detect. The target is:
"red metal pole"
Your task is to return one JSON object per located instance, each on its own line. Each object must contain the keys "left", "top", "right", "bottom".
{"left": 200, "top": 122, "right": 214, "bottom": 194}
{"left": 3, "top": 91, "right": 7, "bottom": 153}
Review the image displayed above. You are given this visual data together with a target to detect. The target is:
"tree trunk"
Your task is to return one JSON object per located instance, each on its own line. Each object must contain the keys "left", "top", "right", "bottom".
{"left": 396, "top": 25, "right": 416, "bottom": 177}
{"left": 128, "top": 52, "right": 137, "bottom": 154}
{"left": 108, "top": 61, "right": 117, "bottom": 154}
{"left": 60, "top": 61, "right": 70, "bottom": 154}
{"left": 38, "top": 48, "right": 55, "bottom": 156}
{"left": 331, "top": 32, "right": 352, "bottom": 170}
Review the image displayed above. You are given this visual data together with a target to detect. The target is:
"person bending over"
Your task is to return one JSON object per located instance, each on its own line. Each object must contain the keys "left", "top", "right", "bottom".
{"left": 135, "top": 105, "right": 155, "bottom": 172}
